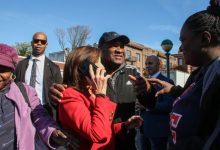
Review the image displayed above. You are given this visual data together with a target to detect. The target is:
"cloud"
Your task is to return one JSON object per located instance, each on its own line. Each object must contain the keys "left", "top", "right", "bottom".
{"left": 147, "top": 25, "right": 180, "bottom": 34}
{"left": 155, "top": 0, "right": 207, "bottom": 19}
{"left": 0, "top": 11, "right": 71, "bottom": 30}
{"left": 154, "top": 0, "right": 183, "bottom": 19}
{"left": 0, "top": 11, "right": 42, "bottom": 28}
{"left": 0, "top": 12, "right": 22, "bottom": 21}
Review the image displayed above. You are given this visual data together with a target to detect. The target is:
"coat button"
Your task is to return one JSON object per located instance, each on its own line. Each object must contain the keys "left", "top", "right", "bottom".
{"left": 109, "top": 111, "right": 114, "bottom": 121}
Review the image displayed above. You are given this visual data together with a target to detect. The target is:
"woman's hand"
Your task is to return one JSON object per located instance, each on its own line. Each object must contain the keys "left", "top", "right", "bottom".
{"left": 124, "top": 115, "right": 143, "bottom": 130}
{"left": 51, "top": 129, "right": 79, "bottom": 150}
{"left": 147, "top": 78, "right": 174, "bottom": 97}
{"left": 88, "top": 64, "right": 111, "bottom": 96}
{"left": 51, "top": 129, "right": 67, "bottom": 146}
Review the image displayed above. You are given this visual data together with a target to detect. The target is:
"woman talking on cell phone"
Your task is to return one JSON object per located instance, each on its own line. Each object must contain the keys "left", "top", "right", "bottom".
{"left": 59, "top": 46, "right": 143, "bottom": 150}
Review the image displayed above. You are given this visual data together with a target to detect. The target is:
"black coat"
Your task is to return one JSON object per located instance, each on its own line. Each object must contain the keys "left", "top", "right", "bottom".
{"left": 140, "top": 73, "right": 174, "bottom": 138}
{"left": 14, "top": 56, "right": 62, "bottom": 120}
{"left": 106, "top": 63, "right": 141, "bottom": 150}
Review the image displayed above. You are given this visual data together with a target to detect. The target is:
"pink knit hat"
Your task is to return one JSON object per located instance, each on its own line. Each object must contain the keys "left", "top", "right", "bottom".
{"left": 0, "top": 44, "right": 18, "bottom": 70}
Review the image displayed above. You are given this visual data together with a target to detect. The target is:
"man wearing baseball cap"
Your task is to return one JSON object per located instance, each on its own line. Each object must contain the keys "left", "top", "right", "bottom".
{"left": 98, "top": 31, "right": 142, "bottom": 150}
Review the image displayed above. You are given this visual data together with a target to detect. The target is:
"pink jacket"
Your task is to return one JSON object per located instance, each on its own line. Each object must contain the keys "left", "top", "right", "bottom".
{"left": 5, "top": 82, "right": 58, "bottom": 150}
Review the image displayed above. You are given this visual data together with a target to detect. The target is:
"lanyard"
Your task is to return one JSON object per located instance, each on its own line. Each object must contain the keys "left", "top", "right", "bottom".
{"left": 172, "top": 82, "right": 196, "bottom": 107}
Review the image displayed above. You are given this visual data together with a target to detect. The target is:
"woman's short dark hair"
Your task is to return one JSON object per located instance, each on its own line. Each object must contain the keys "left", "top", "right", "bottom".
{"left": 63, "top": 46, "right": 101, "bottom": 91}
{"left": 183, "top": 0, "right": 220, "bottom": 46}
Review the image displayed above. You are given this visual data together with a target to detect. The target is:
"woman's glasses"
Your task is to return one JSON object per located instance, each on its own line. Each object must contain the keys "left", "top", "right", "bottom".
{"left": 33, "top": 39, "right": 47, "bottom": 45}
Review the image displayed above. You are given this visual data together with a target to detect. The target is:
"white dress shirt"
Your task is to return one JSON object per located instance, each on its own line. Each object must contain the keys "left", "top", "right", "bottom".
{"left": 25, "top": 55, "right": 45, "bottom": 104}
{"left": 149, "top": 71, "right": 161, "bottom": 78}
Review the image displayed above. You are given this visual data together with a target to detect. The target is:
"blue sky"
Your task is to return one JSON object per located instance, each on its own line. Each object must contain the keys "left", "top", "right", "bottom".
{"left": 0, "top": 0, "right": 209, "bottom": 55}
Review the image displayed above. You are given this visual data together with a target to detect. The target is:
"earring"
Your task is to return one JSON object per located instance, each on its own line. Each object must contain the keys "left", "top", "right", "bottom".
{"left": 12, "top": 74, "right": 16, "bottom": 80}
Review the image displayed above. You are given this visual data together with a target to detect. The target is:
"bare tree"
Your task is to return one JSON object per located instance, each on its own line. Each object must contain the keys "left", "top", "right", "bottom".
{"left": 67, "top": 25, "right": 91, "bottom": 51}
{"left": 54, "top": 28, "right": 66, "bottom": 51}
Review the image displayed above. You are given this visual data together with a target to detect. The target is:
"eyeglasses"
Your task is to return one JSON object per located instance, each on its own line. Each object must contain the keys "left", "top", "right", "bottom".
{"left": 33, "top": 39, "right": 47, "bottom": 45}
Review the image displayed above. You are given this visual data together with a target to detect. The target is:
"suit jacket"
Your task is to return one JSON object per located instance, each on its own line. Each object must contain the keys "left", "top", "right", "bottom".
{"left": 140, "top": 73, "right": 174, "bottom": 137}
{"left": 14, "top": 56, "right": 62, "bottom": 119}
{"left": 59, "top": 87, "right": 123, "bottom": 150}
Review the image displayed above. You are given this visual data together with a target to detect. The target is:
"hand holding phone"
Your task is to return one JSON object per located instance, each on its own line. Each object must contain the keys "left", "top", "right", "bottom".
{"left": 78, "top": 59, "right": 110, "bottom": 96}
{"left": 89, "top": 64, "right": 110, "bottom": 96}
{"left": 78, "top": 59, "right": 98, "bottom": 78}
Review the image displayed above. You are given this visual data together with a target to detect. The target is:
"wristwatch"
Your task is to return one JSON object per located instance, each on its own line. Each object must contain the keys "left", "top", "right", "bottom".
{"left": 95, "top": 93, "right": 106, "bottom": 98}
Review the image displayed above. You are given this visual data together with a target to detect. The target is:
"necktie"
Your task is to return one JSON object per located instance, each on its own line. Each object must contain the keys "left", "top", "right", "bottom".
{"left": 29, "top": 59, "right": 37, "bottom": 87}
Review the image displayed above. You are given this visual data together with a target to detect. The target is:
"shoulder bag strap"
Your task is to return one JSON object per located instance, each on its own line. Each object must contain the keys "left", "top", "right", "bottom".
{"left": 15, "top": 82, "right": 31, "bottom": 107}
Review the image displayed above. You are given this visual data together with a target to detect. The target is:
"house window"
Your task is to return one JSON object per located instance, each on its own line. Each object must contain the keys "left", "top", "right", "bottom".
{"left": 161, "top": 58, "right": 166, "bottom": 69}
{"left": 145, "top": 55, "right": 148, "bottom": 61}
{"left": 126, "top": 50, "right": 131, "bottom": 59}
{"left": 136, "top": 53, "right": 140, "bottom": 62}
{"left": 178, "top": 58, "right": 183, "bottom": 65}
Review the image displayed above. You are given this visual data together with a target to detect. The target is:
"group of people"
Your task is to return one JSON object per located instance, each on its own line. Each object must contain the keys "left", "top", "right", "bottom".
{"left": 1, "top": 0, "right": 220, "bottom": 149}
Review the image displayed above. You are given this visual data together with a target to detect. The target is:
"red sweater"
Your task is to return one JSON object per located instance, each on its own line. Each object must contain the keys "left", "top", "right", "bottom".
{"left": 59, "top": 87, "right": 122, "bottom": 150}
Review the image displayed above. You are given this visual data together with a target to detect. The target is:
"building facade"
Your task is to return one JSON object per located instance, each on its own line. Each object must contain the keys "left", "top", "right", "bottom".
{"left": 125, "top": 41, "right": 178, "bottom": 76}
{"left": 172, "top": 53, "right": 193, "bottom": 73}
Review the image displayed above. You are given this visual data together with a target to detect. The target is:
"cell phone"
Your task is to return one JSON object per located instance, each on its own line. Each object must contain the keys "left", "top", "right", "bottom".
{"left": 78, "top": 59, "right": 98, "bottom": 77}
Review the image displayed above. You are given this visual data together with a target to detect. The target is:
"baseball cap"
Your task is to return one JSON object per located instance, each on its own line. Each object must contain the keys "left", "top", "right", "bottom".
{"left": 98, "top": 31, "right": 130, "bottom": 48}
{"left": 0, "top": 44, "right": 18, "bottom": 70}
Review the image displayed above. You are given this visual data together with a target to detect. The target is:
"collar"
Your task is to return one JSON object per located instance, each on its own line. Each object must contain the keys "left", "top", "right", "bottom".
{"left": 110, "top": 63, "right": 126, "bottom": 75}
{"left": 149, "top": 71, "right": 160, "bottom": 78}
{"left": 116, "top": 63, "right": 126, "bottom": 72}
{"left": 30, "top": 54, "right": 45, "bottom": 62}
{"left": 194, "top": 58, "right": 216, "bottom": 82}
{"left": 0, "top": 83, "right": 10, "bottom": 94}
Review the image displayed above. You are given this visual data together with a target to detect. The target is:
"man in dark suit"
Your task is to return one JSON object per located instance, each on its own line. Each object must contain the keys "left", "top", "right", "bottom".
{"left": 15, "top": 32, "right": 62, "bottom": 120}
{"left": 138, "top": 55, "right": 174, "bottom": 150}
